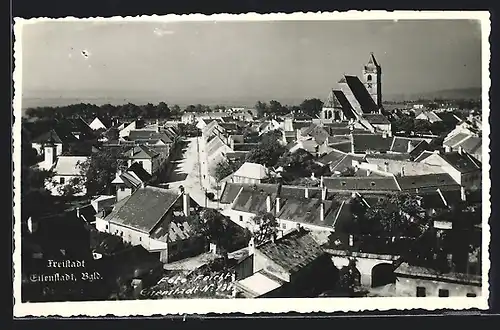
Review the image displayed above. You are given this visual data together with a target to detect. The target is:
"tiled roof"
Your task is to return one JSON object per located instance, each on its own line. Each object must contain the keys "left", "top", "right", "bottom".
{"left": 366, "top": 153, "right": 411, "bottom": 161}
{"left": 105, "top": 186, "right": 181, "bottom": 233}
{"left": 390, "top": 137, "right": 427, "bottom": 153}
{"left": 279, "top": 185, "right": 332, "bottom": 200}
{"left": 317, "top": 150, "right": 348, "bottom": 166}
{"left": 256, "top": 228, "right": 325, "bottom": 274}
{"left": 394, "top": 262, "right": 481, "bottom": 285}
{"left": 277, "top": 197, "right": 337, "bottom": 227}
{"left": 457, "top": 136, "right": 482, "bottom": 155}
{"left": 233, "top": 162, "right": 268, "bottom": 180}
{"left": 396, "top": 173, "right": 460, "bottom": 191}
{"left": 119, "top": 171, "right": 142, "bottom": 188}
{"left": 127, "top": 162, "right": 153, "bottom": 182}
{"left": 232, "top": 185, "right": 279, "bottom": 214}
{"left": 322, "top": 176, "right": 400, "bottom": 192}
{"left": 344, "top": 75, "right": 378, "bottom": 113}
{"left": 53, "top": 156, "right": 89, "bottom": 176}
{"left": 206, "top": 136, "right": 229, "bottom": 157}
{"left": 149, "top": 217, "right": 195, "bottom": 242}
{"left": 127, "top": 145, "right": 160, "bottom": 159}
{"left": 363, "top": 113, "right": 390, "bottom": 124}
{"left": 300, "top": 124, "right": 330, "bottom": 144}
{"left": 221, "top": 183, "right": 279, "bottom": 205}
{"left": 444, "top": 132, "right": 470, "bottom": 147}
{"left": 440, "top": 151, "right": 481, "bottom": 173}
{"left": 352, "top": 134, "right": 392, "bottom": 153}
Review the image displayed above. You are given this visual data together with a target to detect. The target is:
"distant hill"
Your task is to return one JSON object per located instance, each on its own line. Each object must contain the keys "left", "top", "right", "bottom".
{"left": 385, "top": 87, "right": 482, "bottom": 102}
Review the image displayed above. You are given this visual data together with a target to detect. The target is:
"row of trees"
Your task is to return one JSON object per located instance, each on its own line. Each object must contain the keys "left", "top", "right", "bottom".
{"left": 254, "top": 98, "right": 324, "bottom": 118}
{"left": 391, "top": 115, "right": 457, "bottom": 136}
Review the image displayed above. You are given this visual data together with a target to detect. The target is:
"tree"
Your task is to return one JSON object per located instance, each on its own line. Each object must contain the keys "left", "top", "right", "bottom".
{"left": 211, "top": 159, "right": 242, "bottom": 182}
{"left": 78, "top": 147, "right": 128, "bottom": 196}
{"left": 340, "top": 166, "right": 356, "bottom": 177}
{"left": 337, "top": 258, "right": 360, "bottom": 296}
{"left": 300, "top": 98, "right": 324, "bottom": 118}
{"left": 245, "top": 130, "right": 286, "bottom": 167}
{"left": 104, "top": 127, "right": 119, "bottom": 141}
{"left": 250, "top": 212, "right": 279, "bottom": 245}
{"left": 193, "top": 209, "right": 232, "bottom": 261}
{"left": 255, "top": 101, "right": 268, "bottom": 117}
{"left": 170, "top": 104, "right": 182, "bottom": 117}
{"left": 157, "top": 102, "right": 171, "bottom": 118}
{"left": 57, "top": 177, "right": 85, "bottom": 196}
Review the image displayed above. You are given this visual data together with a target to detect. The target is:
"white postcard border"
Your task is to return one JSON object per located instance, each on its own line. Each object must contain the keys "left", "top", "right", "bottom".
{"left": 12, "top": 11, "right": 491, "bottom": 317}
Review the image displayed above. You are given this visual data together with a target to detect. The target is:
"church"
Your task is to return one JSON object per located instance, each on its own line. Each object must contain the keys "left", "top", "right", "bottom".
{"left": 320, "top": 53, "right": 391, "bottom": 134}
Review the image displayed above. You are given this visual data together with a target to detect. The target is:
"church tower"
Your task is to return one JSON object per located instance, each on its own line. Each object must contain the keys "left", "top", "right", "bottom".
{"left": 362, "top": 52, "right": 382, "bottom": 110}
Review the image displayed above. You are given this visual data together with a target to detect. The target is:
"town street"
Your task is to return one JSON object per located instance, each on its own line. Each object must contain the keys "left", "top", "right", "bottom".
{"left": 160, "top": 137, "right": 219, "bottom": 209}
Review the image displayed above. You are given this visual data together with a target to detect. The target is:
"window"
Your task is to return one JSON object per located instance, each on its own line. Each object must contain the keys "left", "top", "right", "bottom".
{"left": 367, "top": 75, "right": 372, "bottom": 82}
{"left": 239, "top": 216, "right": 243, "bottom": 222}
{"left": 120, "top": 187, "right": 125, "bottom": 191}
{"left": 139, "top": 237, "right": 142, "bottom": 242}
{"left": 438, "top": 289, "right": 449, "bottom": 297}
{"left": 466, "top": 293, "right": 477, "bottom": 297}
{"left": 59, "top": 177, "right": 65, "bottom": 184}
{"left": 120, "top": 231, "right": 123, "bottom": 237}
{"left": 416, "top": 286, "right": 426, "bottom": 297}
{"left": 105, "top": 224, "right": 109, "bottom": 230}
{"left": 282, "top": 223, "right": 287, "bottom": 229}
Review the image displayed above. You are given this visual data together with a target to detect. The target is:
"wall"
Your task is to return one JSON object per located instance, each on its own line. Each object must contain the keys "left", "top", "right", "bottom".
{"left": 373, "top": 123, "right": 391, "bottom": 133}
{"left": 224, "top": 209, "right": 256, "bottom": 230}
{"left": 277, "top": 218, "right": 334, "bottom": 234}
{"left": 234, "top": 255, "right": 254, "bottom": 280}
{"left": 421, "top": 154, "right": 462, "bottom": 185}
{"left": 232, "top": 176, "right": 261, "bottom": 185}
{"left": 395, "top": 276, "right": 482, "bottom": 297}
{"left": 167, "top": 236, "right": 206, "bottom": 263}
{"left": 253, "top": 250, "right": 291, "bottom": 282}
{"left": 116, "top": 186, "right": 133, "bottom": 201}
{"left": 32, "top": 143, "right": 63, "bottom": 156}
{"left": 128, "top": 158, "right": 153, "bottom": 175}
{"left": 330, "top": 254, "right": 394, "bottom": 288}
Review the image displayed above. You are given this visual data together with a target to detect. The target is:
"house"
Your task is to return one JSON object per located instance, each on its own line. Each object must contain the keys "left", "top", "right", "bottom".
{"left": 229, "top": 162, "right": 269, "bottom": 184}
{"left": 95, "top": 186, "right": 204, "bottom": 263}
{"left": 111, "top": 163, "right": 153, "bottom": 201}
{"left": 394, "top": 262, "right": 481, "bottom": 297}
{"left": 297, "top": 124, "right": 330, "bottom": 145}
{"left": 205, "top": 135, "right": 234, "bottom": 172}
{"left": 362, "top": 157, "right": 445, "bottom": 177}
{"left": 257, "top": 119, "right": 282, "bottom": 136}
{"left": 181, "top": 112, "right": 196, "bottom": 124}
{"left": 389, "top": 136, "right": 431, "bottom": 155}
{"left": 119, "top": 121, "right": 137, "bottom": 138}
{"left": 351, "top": 133, "right": 393, "bottom": 154}
{"left": 316, "top": 149, "right": 355, "bottom": 174}
{"left": 89, "top": 117, "right": 109, "bottom": 131}
{"left": 443, "top": 132, "right": 482, "bottom": 163}
{"left": 232, "top": 228, "right": 337, "bottom": 298}
{"left": 395, "top": 173, "right": 461, "bottom": 193}
{"left": 287, "top": 139, "right": 319, "bottom": 155}
{"left": 123, "top": 145, "right": 163, "bottom": 177}
{"left": 362, "top": 113, "right": 391, "bottom": 134}
{"left": 44, "top": 155, "right": 89, "bottom": 196}
{"left": 196, "top": 118, "right": 215, "bottom": 130}
{"left": 415, "top": 110, "right": 443, "bottom": 123}
{"left": 417, "top": 150, "right": 481, "bottom": 189}
{"left": 222, "top": 184, "right": 280, "bottom": 227}
{"left": 321, "top": 176, "right": 401, "bottom": 194}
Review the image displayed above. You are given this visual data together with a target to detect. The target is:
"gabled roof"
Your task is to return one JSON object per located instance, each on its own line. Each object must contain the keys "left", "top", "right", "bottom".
{"left": 395, "top": 173, "right": 460, "bottom": 192}
{"left": 443, "top": 132, "right": 471, "bottom": 147}
{"left": 352, "top": 133, "right": 392, "bottom": 153}
{"left": 413, "top": 150, "right": 436, "bottom": 162}
{"left": 128, "top": 130, "right": 173, "bottom": 144}
{"left": 363, "top": 113, "right": 390, "bottom": 125}
{"left": 233, "top": 162, "right": 268, "bottom": 180}
{"left": 105, "top": 186, "right": 181, "bottom": 233}
{"left": 256, "top": 228, "right": 325, "bottom": 274}
{"left": 206, "top": 135, "right": 230, "bottom": 157}
{"left": 436, "top": 112, "right": 463, "bottom": 125}
{"left": 127, "top": 145, "right": 160, "bottom": 159}
{"left": 220, "top": 183, "right": 279, "bottom": 204}
{"left": 439, "top": 151, "right": 481, "bottom": 173}
{"left": 276, "top": 197, "right": 337, "bottom": 227}
{"left": 300, "top": 124, "right": 330, "bottom": 144}
{"left": 317, "top": 149, "right": 348, "bottom": 167}
{"left": 343, "top": 75, "right": 378, "bottom": 113}
{"left": 232, "top": 185, "right": 279, "bottom": 214}
{"left": 390, "top": 136, "right": 428, "bottom": 154}
{"left": 322, "top": 176, "right": 400, "bottom": 192}
{"left": 127, "top": 162, "right": 153, "bottom": 182}
{"left": 32, "top": 129, "right": 65, "bottom": 144}
{"left": 53, "top": 156, "right": 89, "bottom": 176}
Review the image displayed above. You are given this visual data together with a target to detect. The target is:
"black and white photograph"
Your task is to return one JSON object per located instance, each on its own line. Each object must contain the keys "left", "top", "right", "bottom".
{"left": 13, "top": 12, "right": 490, "bottom": 316}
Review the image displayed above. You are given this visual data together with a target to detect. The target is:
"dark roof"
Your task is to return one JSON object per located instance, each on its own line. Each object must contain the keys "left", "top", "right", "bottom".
{"left": 233, "top": 143, "right": 259, "bottom": 152}
{"left": 256, "top": 229, "right": 325, "bottom": 274}
{"left": 414, "top": 150, "right": 436, "bottom": 162}
{"left": 225, "top": 151, "right": 248, "bottom": 160}
{"left": 77, "top": 204, "right": 97, "bottom": 223}
{"left": 363, "top": 113, "right": 390, "bottom": 124}
{"left": 105, "top": 186, "right": 181, "bottom": 233}
{"left": 322, "top": 176, "right": 400, "bottom": 192}
{"left": 329, "top": 141, "right": 353, "bottom": 153}
{"left": 232, "top": 185, "right": 279, "bottom": 214}
{"left": 127, "top": 162, "right": 153, "bottom": 182}
{"left": 396, "top": 173, "right": 460, "bottom": 191}
{"left": 127, "top": 145, "right": 160, "bottom": 159}
{"left": 277, "top": 197, "right": 337, "bottom": 227}
{"left": 352, "top": 134, "right": 392, "bottom": 153}
{"left": 343, "top": 75, "right": 378, "bottom": 113}
{"left": 324, "top": 121, "right": 351, "bottom": 128}
{"left": 221, "top": 183, "right": 279, "bottom": 205}
{"left": 128, "top": 130, "right": 172, "bottom": 144}
{"left": 436, "top": 112, "right": 462, "bottom": 125}
{"left": 279, "top": 186, "right": 332, "bottom": 200}
{"left": 365, "top": 153, "right": 411, "bottom": 161}
{"left": 390, "top": 137, "right": 427, "bottom": 153}
{"left": 300, "top": 124, "right": 330, "bottom": 144}
{"left": 440, "top": 151, "right": 481, "bottom": 173}
{"left": 317, "top": 149, "right": 348, "bottom": 166}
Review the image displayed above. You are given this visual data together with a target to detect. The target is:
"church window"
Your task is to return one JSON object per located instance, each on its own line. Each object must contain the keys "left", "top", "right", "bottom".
{"left": 367, "top": 75, "right": 372, "bottom": 82}
{"left": 367, "top": 83, "right": 373, "bottom": 89}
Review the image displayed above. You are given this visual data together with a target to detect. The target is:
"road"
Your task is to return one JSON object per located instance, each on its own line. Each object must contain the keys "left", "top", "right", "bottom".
{"left": 159, "top": 137, "right": 219, "bottom": 209}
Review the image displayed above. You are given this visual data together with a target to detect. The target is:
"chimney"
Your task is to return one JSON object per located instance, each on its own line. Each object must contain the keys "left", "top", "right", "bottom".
{"left": 183, "top": 192, "right": 190, "bottom": 216}
{"left": 275, "top": 197, "right": 281, "bottom": 214}
{"left": 321, "top": 186, "right": 328, "bottom": 200}
{"left": 76, "top": 207, "right": 81, "bottom": 219}
{"left": 384, "top": 162, "right": 389, "bottom": 173}
{"left": 401, "top": 166, "right": 405, "bottom": 177}
{"left": 407, "top": 141, "right": 412, "bottom": 153}
{"left": 320, "top": 176, "right": 324, "bottom": 188}
{"left": 27, "top": 217, "right": 34, "bottom": 234}
{"left": 461, "top": 186, "right": 467, "bottom": 201}
{"left": 320, "top": 203, "right": 325, "bottom": 222}
{"left": 444, "top": 145, "right": 451, "bottom": 152}
{"left": 349, "top": 234, "right": 354, "bottom": 247}
{"left": 304, "top": 188, "right": 309, "bottom": 199}
{"left": 367, "top": 169, "right": 371, "bottom": 176}
{"left": 382, "top": 132, "right": 387, "bottom": 138}
{"left": 266, "top": 194, "right": 272, "bottom": 213}
{"left": 458, "top": 146, "right": 463, "bottom": 155}
{"left": 248, "top": 237, "right": 255, "bottom": 256}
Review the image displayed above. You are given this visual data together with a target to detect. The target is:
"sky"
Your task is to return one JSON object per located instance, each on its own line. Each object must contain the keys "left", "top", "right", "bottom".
{"left": 20, "top": 19, "right": 483, "bottom": 106}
